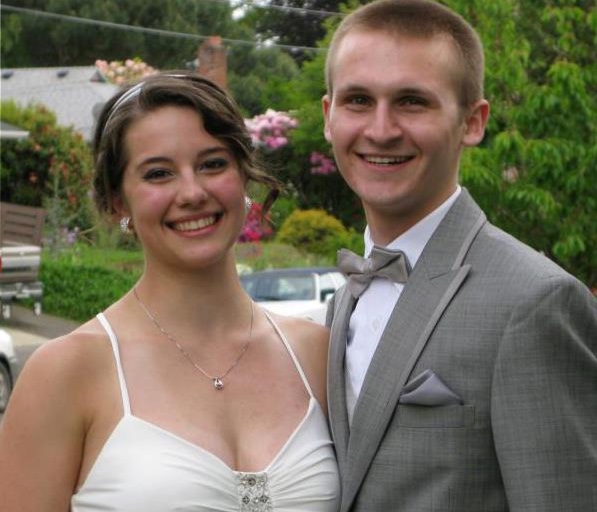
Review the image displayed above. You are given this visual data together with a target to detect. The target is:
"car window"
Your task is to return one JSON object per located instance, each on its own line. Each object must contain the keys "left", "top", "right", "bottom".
{"left": 276, "top": 275, "right": 316, "bottom": 300}
{"left": 241, "top": 273, "right": 316, "bottom": 301}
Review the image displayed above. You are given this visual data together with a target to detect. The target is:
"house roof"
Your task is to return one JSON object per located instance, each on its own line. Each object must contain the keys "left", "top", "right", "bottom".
{"left": 0, "top": 66, "right": 118, "bottom": 141}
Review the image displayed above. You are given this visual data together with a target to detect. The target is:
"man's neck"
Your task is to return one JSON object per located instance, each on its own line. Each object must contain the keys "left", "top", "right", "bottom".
{"left": 365, "top": 186, "right": 462, "bottom": 253}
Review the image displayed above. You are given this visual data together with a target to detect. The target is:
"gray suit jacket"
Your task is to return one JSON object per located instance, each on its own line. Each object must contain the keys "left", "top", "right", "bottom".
{"left": 327, "top": 189, "right": 597, "bottom": 512}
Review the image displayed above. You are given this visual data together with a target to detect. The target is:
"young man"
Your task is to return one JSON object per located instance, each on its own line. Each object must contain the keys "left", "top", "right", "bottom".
{"left": 322, "top": 1, "right": 597, "bottom": 511}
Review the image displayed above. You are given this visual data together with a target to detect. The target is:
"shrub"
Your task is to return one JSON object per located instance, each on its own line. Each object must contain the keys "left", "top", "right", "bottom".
{"left": 39, "top": 254, "right": 141, "bottom": 322}
{"left": 268, "top": 188, "right": 300, "bottom": 231}
{"left": 276, "top": 209, "right": 349, "bottom": 259}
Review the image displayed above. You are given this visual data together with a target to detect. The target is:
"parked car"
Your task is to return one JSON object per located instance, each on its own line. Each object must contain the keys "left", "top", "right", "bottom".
{"left": 240, "top": 267, "right": 346, "bottom": 325}
{"left": 0, "top": 328, "right": 18, "bottom": 412}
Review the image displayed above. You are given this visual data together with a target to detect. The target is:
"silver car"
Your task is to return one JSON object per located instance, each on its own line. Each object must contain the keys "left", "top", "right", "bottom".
{"left": 0, "top": 328, "right": 18, "bottom": 412}
{"left": 240, "top": 267, "right": 346, "bottom": 325}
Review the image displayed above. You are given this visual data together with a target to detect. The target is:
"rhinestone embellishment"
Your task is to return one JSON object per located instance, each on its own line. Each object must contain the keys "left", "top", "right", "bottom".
{"left": 213, "top": 377, "right": 224, "bottom": 390}
{"left": 237, "top": 472, "right": 272, "bottom": 511}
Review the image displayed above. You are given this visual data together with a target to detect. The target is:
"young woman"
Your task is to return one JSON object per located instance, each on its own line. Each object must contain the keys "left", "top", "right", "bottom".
{"left": 0, "top": 72, "right": 340, "bottom": 511}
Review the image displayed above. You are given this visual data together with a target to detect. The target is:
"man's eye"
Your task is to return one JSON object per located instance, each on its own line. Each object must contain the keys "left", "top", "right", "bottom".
{"left": 348, "top": 95, "right": 369, "bottom": 106}
{"left": 400, "top": 96, "right": 426, "bottom": 107}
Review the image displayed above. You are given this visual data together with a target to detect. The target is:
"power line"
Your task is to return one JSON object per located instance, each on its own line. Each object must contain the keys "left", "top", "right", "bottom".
{"left": 223, "top": 0, "right": 343, "bottom": 18}
{"left": 0, "top": 4, "right": 327, "bottom": 53}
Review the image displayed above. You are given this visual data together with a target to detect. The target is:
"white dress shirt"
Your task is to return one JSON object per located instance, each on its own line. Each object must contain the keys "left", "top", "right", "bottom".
{"left": 345, "top": 187, "right": 462, "bottom": 423}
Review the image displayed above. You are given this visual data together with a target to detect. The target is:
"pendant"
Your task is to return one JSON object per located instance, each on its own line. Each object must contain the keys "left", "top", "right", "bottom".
{"left": 213, "top": 377, "right": 224, "bottom": 390}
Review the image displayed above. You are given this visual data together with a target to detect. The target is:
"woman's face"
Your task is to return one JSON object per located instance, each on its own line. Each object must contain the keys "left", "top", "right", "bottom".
{"left": 116, "top": 105, "right": 246, "bottom": 271}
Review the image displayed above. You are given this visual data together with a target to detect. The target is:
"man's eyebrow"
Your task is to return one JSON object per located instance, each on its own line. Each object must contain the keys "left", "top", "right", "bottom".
{"left": 335, "top": 83, "right": 369, "bottom": 94}
{"left": 396, "top": 86, "right": 431, "bottom": 95}
{"left": 335, "top": 83, "right": 434, "bottom": 96}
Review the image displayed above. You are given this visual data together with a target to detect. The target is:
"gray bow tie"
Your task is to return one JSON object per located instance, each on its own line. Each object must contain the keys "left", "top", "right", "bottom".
{"left": 337, "top": 246, "right": 411, "bottom": 298}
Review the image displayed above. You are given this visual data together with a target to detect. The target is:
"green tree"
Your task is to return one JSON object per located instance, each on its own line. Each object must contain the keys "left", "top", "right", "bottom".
{"left": 228, "top": 46, "right": 300, "bottom": 116}
{"left": 1, "top": 0, "right": 241, "bottom": 68}
{"left": 236, "top": 0, "right": 347, "bottom": 64}
{"left": 447, "top": 0, "right": 596, "bottom": 287}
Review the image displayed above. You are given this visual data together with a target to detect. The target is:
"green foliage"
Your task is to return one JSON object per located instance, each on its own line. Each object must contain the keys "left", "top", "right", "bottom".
{"left": 0, "top": 100, "right": 95, "bottom": 249}
{"left": 40, "top": 250, "right": 142, "bottom": 322}
{"left": 276, "top": 208, "right": 357, "bottom": 259}
{"left": 236, "top": 0, "right": 344, "bottom": 65}
{"left": 1, "top": 0, "right": 240, "bottom": 68}
{"left": 228, "top": 47, "right": 300, "bottom": 116}
{"left": 446, "top": 0, "right": 597, "bottom": 286}
{"left": 268, "top": 189, "right": 301, "bottom": 231}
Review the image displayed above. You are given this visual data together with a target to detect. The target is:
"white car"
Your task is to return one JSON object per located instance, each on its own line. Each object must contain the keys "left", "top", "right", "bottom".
{"left": 240, "top": 267, "right": 346, "bottom": 325}
{"left": 0, "top": 328, "right": 18, "bottom": 412}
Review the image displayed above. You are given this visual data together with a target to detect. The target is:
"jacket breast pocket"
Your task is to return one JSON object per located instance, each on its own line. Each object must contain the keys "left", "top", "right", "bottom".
{"left": 395, "top": 404, "right": 475, "bottom": 428}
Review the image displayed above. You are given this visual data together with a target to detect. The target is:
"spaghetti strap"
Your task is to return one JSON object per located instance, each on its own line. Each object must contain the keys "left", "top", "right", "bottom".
{"left": 96, "top": 313, "right": 131, "bottom": 415}
{"left": 261, "top": 308, "right": 315, "bottom": 399}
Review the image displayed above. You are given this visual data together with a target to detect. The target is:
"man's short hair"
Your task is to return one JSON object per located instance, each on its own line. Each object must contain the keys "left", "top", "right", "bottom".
{"left": 325, "top": 0, "right": 485, "bottom": 107}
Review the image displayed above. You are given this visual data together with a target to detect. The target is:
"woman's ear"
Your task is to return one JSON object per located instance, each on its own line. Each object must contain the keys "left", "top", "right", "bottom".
{"left": 462, "top": 99, "right": 490, "bottom": 147}
{"left": 111, "top": 194, "right": 130, "bottom": 220}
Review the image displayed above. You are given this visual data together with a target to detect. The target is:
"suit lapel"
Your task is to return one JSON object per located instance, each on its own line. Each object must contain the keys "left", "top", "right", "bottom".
{"left": 342, "top": 190, "right": 487, "bottom": 509}
{"left": 327, "top": 285, "right": 355, "bottom": 469}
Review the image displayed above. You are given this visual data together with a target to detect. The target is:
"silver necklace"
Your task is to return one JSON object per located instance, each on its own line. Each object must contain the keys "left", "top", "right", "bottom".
{"left": 133, "top": 286, "right": 254, "bottom": 391}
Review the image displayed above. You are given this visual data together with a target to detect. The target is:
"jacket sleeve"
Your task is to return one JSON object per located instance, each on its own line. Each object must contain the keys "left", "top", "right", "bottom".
{"left": 491, "top": 274, "right": 597, "bottom": 511}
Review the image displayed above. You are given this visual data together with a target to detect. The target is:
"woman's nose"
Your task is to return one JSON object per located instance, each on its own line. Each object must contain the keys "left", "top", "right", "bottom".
{"left": 176, "top": 172, "right": 208, "bottom": 206}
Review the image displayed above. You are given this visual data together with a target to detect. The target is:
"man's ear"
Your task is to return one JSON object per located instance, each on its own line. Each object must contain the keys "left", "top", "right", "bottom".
{"left": 322, "top": 94, "right": 332, "bottom": 143}
{"left": 462, "top": 99, "right": 490, "bottom": 147}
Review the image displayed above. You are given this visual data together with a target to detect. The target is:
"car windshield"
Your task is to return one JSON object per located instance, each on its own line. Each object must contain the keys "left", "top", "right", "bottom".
{"left": 242, "top": 273, "right": 317, "bottom": 301}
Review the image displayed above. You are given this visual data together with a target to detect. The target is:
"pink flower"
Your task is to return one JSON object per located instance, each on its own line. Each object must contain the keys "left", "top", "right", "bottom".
{"left": 310, "top": 152, "right": 337, "bottom": 175}
{"left": 238, "top": 202, "right": 273, "bottom": 243}
{"left": 245, "top": 110, "right": 298, "bottom": 151}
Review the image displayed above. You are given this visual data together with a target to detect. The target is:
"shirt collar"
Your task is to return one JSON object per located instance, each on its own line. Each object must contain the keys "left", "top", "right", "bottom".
{"left": 364, "top": 186, "right": 461, "bottom": 268}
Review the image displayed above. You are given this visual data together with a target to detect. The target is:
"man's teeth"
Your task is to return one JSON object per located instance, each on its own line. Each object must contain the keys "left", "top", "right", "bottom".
{"left": 173, "top": 216, "right": 217, "bottom": 231}
{"left": 365, "top": 156, "right": 410, "bottom": 164}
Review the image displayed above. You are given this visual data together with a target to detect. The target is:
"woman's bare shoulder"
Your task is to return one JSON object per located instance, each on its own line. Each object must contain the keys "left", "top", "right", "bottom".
{"left": 0, "top": 318, "right": 115, "bottom": 509}
{"left": 267, "top": 312, "right": 329, "bottom": 350}
{"left": 265, "top": 311, "right": 330, "bottom": 406}
{"left": 18, "top": 317, "right": 113, "bottom": 398}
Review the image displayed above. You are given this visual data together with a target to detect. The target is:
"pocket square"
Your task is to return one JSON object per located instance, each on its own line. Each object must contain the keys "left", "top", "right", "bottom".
{"left": 399, "top": 369, "right": 463, "bottom": 406}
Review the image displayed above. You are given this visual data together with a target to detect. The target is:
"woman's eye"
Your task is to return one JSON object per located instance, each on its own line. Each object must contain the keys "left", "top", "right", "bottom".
{"left": 200, "top": 158, "right": 228, "bottom": 172}
{"left": 143, "top": 168, "right": 171, "bottom": 181}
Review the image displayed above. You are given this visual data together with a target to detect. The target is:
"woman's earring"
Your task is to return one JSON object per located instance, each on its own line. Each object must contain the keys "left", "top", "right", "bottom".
{"left": 244, "top": 196, "right": 253, "bottom": 212}
{"left": 120, "top": 216, "right": 132, "bottom": 234}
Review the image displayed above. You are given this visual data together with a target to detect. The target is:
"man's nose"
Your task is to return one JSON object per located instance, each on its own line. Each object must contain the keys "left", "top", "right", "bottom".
{"left": 363, "top": 105, "right": 402, "bottom": 144}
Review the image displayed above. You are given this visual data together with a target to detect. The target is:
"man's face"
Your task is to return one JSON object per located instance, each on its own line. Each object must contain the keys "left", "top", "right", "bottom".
{"left": 323, "top": 31, "right": 488, "bottom": 243}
